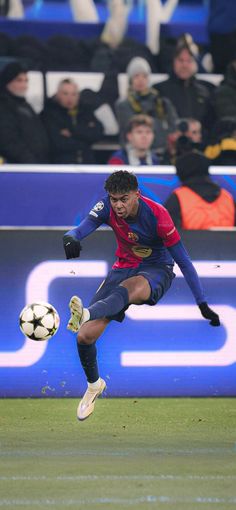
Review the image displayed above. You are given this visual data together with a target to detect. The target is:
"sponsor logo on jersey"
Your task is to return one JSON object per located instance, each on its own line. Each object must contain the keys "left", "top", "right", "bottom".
{"left": 131, "top": 245, "right": 152, "bottom": 258}
{"left": 128, "top": 231, "right": 139, "bottom": 242}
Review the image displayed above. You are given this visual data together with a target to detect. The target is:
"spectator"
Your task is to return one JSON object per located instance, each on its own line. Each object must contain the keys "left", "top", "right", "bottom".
{"left": 108, "top": 114, "right": 159, "bottom": 165}
{"left": 41, "top": 78, "right": 104, "bottom": 164}
{"left": 164, "top": 118, "right": 203, "bottom": 164}
{"left": 153, "top": 38, "right": 215, "bottom": 136}
{"left": 208, "top": 0, "right": 236, "bottom": 73}
{"left": 0, "top": 62, "right": 49, "bottom": 163}
{"left": 213, "top": 60, "right": 236, "bottom": 120}
{"left": 115, "top": 56, "right": 178, "bottom": 155}
{"left": 164, "top": 139, "right": 236, "bottom": 229}
{"left": 204, "top": 117, "right": 236, "bottom": 166}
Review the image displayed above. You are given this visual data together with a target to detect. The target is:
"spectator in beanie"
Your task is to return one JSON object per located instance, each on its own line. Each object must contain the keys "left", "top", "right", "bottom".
{"left": 108, "top": 114, "right": 159, "bottom": 165}
{"left": 115, "top": 56, "right": 178, "bottom": 155}
{"left": 41, "top": 78, "right": 104, "bottom": 164}
{"left": 0, "top": 62, "right": 49, "bottom": 163}
{"left": 164, "top": 138, "right": 236, "bottom": 229}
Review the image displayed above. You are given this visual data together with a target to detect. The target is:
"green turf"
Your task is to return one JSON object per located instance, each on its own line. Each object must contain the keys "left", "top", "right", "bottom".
{"left": 0, "top": 398, "right": 236, "bottom": 509}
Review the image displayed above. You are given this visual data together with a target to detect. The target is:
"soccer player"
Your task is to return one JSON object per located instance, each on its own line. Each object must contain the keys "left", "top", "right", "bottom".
{"left": 63, "top": 170, "right": 220, "bottom": 421}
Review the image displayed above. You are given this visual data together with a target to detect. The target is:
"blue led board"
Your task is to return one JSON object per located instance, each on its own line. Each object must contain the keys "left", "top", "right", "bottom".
{"left": 0, "top": 230, "right": 235, "bottom": 397}
{"left": 0, "top": 168, "right": 236, "bottom": 226}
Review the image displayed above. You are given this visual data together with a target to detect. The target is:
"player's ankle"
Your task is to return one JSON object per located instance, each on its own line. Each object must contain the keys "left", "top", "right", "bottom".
{"left": 88, "top": 378, "right": 101, "bottom": 390}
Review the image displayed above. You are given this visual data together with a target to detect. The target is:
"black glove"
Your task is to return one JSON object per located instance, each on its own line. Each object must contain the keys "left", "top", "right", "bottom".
{"left": 63, "top": 234, "right": 82, "bottom": 259}
{"left": 199, "top": 302, "right": 220, "bottom": 326}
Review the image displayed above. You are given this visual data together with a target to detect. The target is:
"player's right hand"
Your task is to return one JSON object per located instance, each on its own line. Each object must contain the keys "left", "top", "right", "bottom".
{"left": 63, "top": 235, "right": 82, "bottom": 259}
{"left": 198, "top": 302, "right": 220, "bottom": 326}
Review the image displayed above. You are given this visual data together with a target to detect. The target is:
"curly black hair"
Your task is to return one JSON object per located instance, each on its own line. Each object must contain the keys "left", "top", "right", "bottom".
{"left": 104, "top": 170, "right": 138, "bottom": 194}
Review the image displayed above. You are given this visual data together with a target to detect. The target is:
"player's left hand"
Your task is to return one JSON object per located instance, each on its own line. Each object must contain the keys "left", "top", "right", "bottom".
{"left": 198, "top": 302, "right": 220, "bottom": 326}
{"left": 63, "top": 235, "right": 82, "bottom": 259}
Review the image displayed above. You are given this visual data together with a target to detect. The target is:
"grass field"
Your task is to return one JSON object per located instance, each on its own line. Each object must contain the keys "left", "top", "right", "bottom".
{"left": 0, "top": 397, "right": 236, "bottom": 509}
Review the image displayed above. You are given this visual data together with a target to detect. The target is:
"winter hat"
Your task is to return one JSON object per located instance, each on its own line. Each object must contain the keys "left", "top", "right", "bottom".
{"left": 176, "top": 150, "right": 210, "bottom": 182}
{"left": 126, "top": 57, "right": 151, "bottom": 82}
{"left": 0, "top": 61, "right": 28, "bottom": 89}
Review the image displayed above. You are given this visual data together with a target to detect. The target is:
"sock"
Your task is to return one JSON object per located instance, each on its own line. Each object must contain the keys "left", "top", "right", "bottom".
{"left": 77, "top": 342, "right": 99, "bottom": 383}
{"left": 88, "top": 378, "right": 101, "bottom": 390}
{"left": 88, "top": 285, "right": 129, "bottom": 320}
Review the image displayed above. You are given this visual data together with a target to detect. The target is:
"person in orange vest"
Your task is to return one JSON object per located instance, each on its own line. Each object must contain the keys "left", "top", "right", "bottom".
{"left": 164, "top": 136, "right": 236, "bottom": 229}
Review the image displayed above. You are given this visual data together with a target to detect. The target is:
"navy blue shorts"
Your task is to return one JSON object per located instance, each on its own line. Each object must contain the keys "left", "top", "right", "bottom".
{"left": 89, "top": 264, "right": 175, "bottom": 322}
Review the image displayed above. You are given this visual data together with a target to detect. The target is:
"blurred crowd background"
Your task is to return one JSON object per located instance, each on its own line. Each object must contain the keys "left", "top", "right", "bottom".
{"left": 0, "top": 0, "right": 236, "bottom": 228}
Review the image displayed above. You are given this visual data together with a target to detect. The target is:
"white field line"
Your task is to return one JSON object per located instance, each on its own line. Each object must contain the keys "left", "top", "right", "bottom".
{"left": 0, "top": 474, "right": 235, "bottom": 482}
{"left": 0, "top": 446, "right": 235, "bottom": 457}
{"left": 0, "top": 496, "right": 236, "bottom": 506}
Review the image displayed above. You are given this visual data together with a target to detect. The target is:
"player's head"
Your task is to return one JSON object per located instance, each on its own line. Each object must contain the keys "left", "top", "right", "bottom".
{"left": 104, "top": 171, "right": 139, "bottom": 218}
{"left": 105, "top": 170, "right": 138, "bottom": 194}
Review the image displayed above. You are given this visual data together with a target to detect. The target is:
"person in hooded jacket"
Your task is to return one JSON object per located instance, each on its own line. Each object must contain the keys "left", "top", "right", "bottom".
{"left": 41, "top": 78, "right": 104, "bottom": 164}
{"left": 164, "top": 137, "right": 236, "bottom": 230}
{"left": 0, "top": 61, "right": 49, "bottom": 164}
{"left": 213, "top": 60, "right": 236, "bottom": 120}
{"left": 153, "top": 39, "right": 215, "bottom": 139}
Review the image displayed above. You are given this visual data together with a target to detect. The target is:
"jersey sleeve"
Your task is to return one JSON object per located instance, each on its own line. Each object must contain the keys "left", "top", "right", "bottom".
{"left": 65, "top": 197, "right": 110, "bottom": 241}
{"left": 88, "top": 197, "right": 110, "bottom": 224}
{"left": 156, "top": 204, "right": 181, "bottom": 247}
{"left": 168, "top": 240, "right": 206, "bottom": 304}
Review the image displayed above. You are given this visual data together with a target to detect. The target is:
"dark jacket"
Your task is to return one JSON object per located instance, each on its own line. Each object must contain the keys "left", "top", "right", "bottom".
{"left": 41, "top": 97, "right": 104, "bottom": 164}
{"left": 154, "top": 73, "right": 215, "bottom": 132}
{"left": 0, "top": 90, "right": 49, "bottom": 163}
{"left": 214, "top": 63, "right": 236, "bottom": 119}
{"left": 0, "top": 0, "right": 9, "bottom": 16}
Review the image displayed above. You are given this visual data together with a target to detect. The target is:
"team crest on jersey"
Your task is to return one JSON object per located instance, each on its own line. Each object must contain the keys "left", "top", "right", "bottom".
{"left": 128, "top": 231, "right": 139, "bottom": 242}
{"left": 132, "top": 245, "right": 152, "bottom": 258}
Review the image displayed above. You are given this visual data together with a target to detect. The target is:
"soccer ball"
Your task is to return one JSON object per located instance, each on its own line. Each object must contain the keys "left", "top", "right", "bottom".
{"left": 19, "top": 302, "right": 60, "bottom": 341}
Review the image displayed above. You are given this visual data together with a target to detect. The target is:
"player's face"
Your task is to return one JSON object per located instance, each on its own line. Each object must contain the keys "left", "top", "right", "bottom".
{"left": 173, "top": 49, "right": 197, "bottom": 80}
{"left": 127, "top": 125, "right": 154, "bottom": 151}
{"left": 109, "top": 190, "right": 139, "bottom": 218}
{"left": 6, "top": 73, "right": 28, "bottom": 97}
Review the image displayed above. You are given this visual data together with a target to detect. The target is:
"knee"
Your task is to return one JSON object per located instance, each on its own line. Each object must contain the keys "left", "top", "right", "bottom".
{"left": 77, "top": 330, "right": 95, "bottom": 346}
